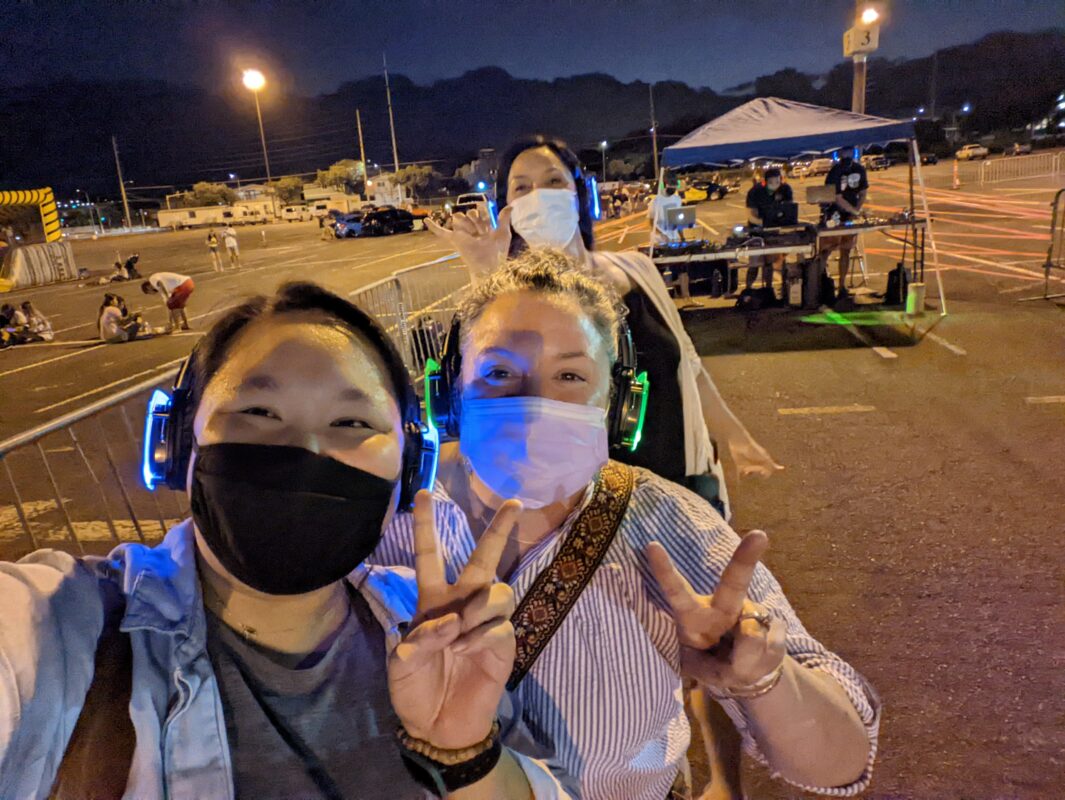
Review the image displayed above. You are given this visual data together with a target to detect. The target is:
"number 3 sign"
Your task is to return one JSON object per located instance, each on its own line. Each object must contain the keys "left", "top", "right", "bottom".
{"left": 843, "top": 24, "right": 880, "bottom": 57}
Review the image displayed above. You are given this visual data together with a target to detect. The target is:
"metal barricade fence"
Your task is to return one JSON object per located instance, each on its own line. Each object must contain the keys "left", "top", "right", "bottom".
{"left": 1019, "top": 187, "right": 1065, "bottom": 302}
{"left": 0, "top": 256, "right": 471, "bottom": 559}
{"left": 979, "top": 152, "right": 1064, "bottom": 185}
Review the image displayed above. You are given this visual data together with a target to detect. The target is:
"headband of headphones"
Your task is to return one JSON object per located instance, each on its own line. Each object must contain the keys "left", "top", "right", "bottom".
{"left": 424, "top": 314, "right": 648, "bottom": 450}
{"left": 142, "top": 349, "right": 438, "bottom": 510}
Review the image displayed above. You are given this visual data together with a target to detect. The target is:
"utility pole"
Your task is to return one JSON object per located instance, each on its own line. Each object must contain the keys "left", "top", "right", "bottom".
{"left": 929, "top": 51, "right": 938, "bottom": 120}
{"left": 649, "top": 83, "right": 660, "bottom": 183}
{"left": 111, "top": 135, "right": 132, "bottom": 230}
{"left": 851, "top": 56, "right": 867, "bottom": 114}
{"left": 356, "top": 108, "right": 368, "bottom": 177}
{"left": 383, "top": 54, "right": 400, "bottom": 173}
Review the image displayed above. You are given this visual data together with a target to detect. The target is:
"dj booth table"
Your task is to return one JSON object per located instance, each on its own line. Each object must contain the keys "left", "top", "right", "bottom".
{"left": 643, "top": 216, "right": 928, "bottom": 304}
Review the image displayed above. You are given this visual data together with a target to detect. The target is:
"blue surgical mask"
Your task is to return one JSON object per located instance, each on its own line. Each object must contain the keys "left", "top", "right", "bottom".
{"left": 459, "top": 396, "right": 608, "bottom": 509}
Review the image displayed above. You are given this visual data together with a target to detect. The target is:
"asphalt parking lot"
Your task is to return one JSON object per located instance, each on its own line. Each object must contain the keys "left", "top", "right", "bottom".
{"left": 1, "top": 157, "right": 1063, "bottom": 798}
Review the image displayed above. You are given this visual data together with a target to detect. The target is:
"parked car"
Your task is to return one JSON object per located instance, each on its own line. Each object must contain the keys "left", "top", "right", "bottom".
{"left": 1006, "top": 142, "right": 1033, "bottom": 156}
{"left": 452, "top": 192, "right": 490, "bottom": 216}
{"left": 332, "top": 211, "right": 364, "bottom": 238}
{"left": 955, "top": 144, "right": 990, "bottom": 161}
{"left": 681, "top": 180, "right": 731, "bottom": 204}
{"left": 860, "top": 154, "right": 891, "bottom": 171}
{"left": 918, "top": 152, "right": 939, "bottom": 165}
{"left": 807, "top": 157, "right": 836, "bottom": 177}
{"left": 788, "top": 158, "right": 813, "bottom": 177}
{"left": 359, "top": 205, "right": 416, "bottom": 236}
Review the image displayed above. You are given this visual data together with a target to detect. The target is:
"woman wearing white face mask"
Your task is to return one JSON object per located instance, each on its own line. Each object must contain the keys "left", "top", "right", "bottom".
{"left": 429, "top": 135, "right": 783, "bottom": 525}
{"left": 375, "top": 252, "right": 880, "bottom": 800}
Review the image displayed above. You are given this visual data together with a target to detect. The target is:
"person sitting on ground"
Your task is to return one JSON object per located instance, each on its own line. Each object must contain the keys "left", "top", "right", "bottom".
{"left": 0, "top": 281, "right": 570, "bottom": 800}
{"left": 20, "top": 300, "right": 54, "bottom": 342}
{"left": 142, "top": 270, "right": 195, "bottom": 332}
{"left": 98, "top": 292, "right": 146, "bottom": 343}
{"left": 123, "top": 253, "right": 142, "bottom": 280}
{"left": 373, "top": 252, "right": 880, "bottom": 800}
{"left": 744, "top": 167, "right": 794, "bottom": 293}
{"left": 818, "top": 147, "right": 869, "bottom": 302}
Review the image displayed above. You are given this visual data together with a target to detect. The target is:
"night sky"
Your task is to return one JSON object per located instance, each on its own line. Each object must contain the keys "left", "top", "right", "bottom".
{"left": 4, "top": 0, "right": 1062, "bottom": 94}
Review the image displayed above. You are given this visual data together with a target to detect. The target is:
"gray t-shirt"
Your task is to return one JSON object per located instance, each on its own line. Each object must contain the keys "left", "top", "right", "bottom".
{"left": 206, "top": 587, "right": 428, "bottom": 799}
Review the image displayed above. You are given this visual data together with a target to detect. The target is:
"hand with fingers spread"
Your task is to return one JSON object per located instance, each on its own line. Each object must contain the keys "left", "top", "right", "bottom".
{"left": 646, "top": 531, "right": 787, "bottom": 693}
{"left": 426, "top": 206, "right": 513, "bottom": 279}
{"left": 388, "top": 490, "right": 522, "bottom": 750}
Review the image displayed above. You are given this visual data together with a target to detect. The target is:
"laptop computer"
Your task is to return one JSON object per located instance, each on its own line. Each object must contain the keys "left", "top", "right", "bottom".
{"left": 665, "top": 206, "right": 696, "bottom": 231}
{"left": 763, "top": 201, "right": 799, "bottom": 227}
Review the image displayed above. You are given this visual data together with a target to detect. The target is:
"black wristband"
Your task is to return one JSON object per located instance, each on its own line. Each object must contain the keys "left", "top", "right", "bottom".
{"left": 399, "top": 735, "right": 503, "bottom": 797}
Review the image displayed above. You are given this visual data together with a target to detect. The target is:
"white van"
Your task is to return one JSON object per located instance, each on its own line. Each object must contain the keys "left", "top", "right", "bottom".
{"left": 282, "top": 204, "right": 311, "bottom": 222}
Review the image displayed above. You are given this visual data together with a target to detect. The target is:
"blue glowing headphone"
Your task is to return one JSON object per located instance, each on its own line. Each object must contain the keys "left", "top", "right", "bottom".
{"left": 142, "top": 351, "right": 439, "bottom": 510}
{"left": 423, "top": 315, "right": 648, "bottom": 450}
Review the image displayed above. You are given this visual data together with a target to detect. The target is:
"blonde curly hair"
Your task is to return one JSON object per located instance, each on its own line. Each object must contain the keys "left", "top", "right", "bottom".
{"left": 456, "top": 249, "right": 624, "bottom": 362}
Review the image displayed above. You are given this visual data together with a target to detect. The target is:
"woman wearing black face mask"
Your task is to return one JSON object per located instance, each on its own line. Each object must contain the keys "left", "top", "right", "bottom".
{"left": 0, "top": 282, "right": 569, "bottom": 800}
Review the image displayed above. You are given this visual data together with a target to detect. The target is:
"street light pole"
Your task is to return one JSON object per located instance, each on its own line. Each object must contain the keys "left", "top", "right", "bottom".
{"left": 850, "top": 3, "right": 879, "bottom": 114}
{"left": 356, "top": 108, "right": 368, "bottom": 189}
{"left": 111, "top": 135, "right": 132, "bottom": 230}
{"left": 243, "top": 69, "right": 275, "bottom": 218}
{"left": 649, "top": 83, "right": 660, "bottom": 183}
{"left": 599, "top": 141, "right": 608, "bottom": 182}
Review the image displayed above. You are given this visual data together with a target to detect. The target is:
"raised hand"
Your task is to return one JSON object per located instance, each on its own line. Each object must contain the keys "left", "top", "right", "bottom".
{"left": 728, "top": 435, "right": 784, "bottom": 478}
{"left": 646, "top": 532, "right": 786, "bottom": 690}
{"left": 426, "top": 206, "right": 513, "bottom": 279}
{"left": 388, "top": 490, "right": 522, "bottom": 749}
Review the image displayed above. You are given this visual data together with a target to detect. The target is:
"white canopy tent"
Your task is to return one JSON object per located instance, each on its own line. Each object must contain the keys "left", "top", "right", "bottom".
{"left": 663, "top": 98, "right": 945, "bottom": 316}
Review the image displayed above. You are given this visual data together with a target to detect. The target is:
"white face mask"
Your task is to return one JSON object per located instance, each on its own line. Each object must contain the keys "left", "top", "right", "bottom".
{"left": 508, "top": 188, "right": 581, "bottom": 250}
{"left": 459, "top": 396, "right": 608, "bottom": 510}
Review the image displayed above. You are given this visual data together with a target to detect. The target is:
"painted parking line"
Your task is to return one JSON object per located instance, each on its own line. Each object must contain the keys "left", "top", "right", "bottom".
{"left": 1025, "top": 396, "right": 1065, "bottom": 405}
{"left": 821, "top": 308, "right": 897, "bottom": 360}
{"left": 0, "top": 343, "right": 105, "bottom": 378}
{"left": 925, "top": 331, "right": 967, "bottom": 356}
{"left": 778, "top": 404, "right": 877, "bottom": 416}
{"left": 34, "top": 358, "right": 188, "bottom": 414}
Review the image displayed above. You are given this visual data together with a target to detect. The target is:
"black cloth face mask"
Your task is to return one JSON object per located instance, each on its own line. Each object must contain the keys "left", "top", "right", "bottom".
{"left": 191, "top": 443, "right": 397, "bottom": 595}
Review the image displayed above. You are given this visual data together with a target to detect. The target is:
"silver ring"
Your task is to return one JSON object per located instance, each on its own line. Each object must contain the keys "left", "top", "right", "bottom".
{"left": 738, "top": 609, "right": 772, "bottom": 629}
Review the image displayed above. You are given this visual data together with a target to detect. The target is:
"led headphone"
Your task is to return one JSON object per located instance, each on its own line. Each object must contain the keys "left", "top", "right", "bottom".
{"left": 142, "top": 349, "right": 439, "bottom": 510}
{"left": 424, "top": 315, "right": 649, "bottom": 451}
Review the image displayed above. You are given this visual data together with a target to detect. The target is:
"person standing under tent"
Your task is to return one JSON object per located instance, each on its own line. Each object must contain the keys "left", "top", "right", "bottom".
{"left": 818, "top": 149, "right": 868, "bottom": 302}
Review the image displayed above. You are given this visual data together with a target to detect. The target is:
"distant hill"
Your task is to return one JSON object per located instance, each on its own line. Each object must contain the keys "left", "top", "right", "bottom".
{"left": 1, "top": 29, "right": 1062, "bottom": 196}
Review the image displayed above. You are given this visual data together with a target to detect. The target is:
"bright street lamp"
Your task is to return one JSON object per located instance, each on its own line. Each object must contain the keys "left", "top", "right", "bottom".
{"left": 961, "top": 102, "right": 972, "bottom": 114}
{"left": 242, "top": 69, "right": 265, "bottom": 92}
{"left": 860, "top": 7, "right": 879, "bottom": 25}
{"left": 599, "top": 140, "right": 608, "bottom": 182}
{"left": 242, "top": 69, "right": 275, "bottom": 217}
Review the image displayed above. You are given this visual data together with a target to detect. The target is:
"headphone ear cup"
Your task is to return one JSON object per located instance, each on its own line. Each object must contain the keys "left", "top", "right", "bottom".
{"left": 166, "top": 391, "right": 195, "bottom": 491}
{"left": 399, "top": 419, "right": 423, "bottom": 509}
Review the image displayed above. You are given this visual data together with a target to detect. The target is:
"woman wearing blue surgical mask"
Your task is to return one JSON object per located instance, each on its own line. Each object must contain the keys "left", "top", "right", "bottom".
{"left": 429, "top": 135, "right": 782, "bottom": 524}
{"left": 375, "top": 252, "right": 880, "bottom": 800}
{"left": 0, "top": 282, "right": 570, "bottom": 800}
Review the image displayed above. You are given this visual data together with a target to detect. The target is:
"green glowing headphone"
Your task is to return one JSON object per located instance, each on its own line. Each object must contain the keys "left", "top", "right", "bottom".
{"left": 424, "top": 316, "right": 649, "bottom": 451}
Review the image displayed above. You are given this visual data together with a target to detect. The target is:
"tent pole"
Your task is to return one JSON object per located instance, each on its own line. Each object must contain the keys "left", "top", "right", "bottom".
{"left": 911, "top": 138, "right": 947, "bottom": 317}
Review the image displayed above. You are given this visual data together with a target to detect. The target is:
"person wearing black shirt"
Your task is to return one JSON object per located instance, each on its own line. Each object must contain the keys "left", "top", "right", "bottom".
{"left": 744, "top": 168, "right": 793, "bottom": 290}
{"left": 818, "top": 151, "right": 869, "bottom": 300}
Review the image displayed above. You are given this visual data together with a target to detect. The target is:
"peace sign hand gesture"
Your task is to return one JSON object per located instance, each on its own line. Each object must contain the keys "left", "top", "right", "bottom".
{"left": 426, "top": 206, "right": 513, "bottom": 279}
{"left": 387, "top": 490, "right": 522, "bottom": 750}
{"left": 646, "top": 531, "right": 787, "bottom": 692}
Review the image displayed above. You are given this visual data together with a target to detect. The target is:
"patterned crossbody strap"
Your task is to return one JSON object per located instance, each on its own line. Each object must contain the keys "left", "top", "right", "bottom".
{"left": 506, "top": 461, "right": 635, "bottom": 691}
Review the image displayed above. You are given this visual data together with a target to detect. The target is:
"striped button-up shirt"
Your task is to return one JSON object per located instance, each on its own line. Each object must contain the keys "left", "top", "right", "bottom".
{"left": 373, "top": 467, "right": 881, "bottom": 800}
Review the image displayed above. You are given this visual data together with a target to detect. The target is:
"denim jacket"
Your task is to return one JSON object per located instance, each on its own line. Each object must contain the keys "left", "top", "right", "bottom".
{"left": 0, "top": 520, "right": 569, "bottom": 799}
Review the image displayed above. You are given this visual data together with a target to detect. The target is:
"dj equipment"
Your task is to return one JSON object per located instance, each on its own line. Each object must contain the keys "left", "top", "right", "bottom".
{"left": 425, "top": 316, "right": 650, "bottom": 452}
{"left": 763, "top": 201, "right": 799, "bottom": 227}
{"left": 142, "top": 349, "right": 439, "bottom": 510}
{"left": 665, "top": 206, "right": 697, "bottom": 231}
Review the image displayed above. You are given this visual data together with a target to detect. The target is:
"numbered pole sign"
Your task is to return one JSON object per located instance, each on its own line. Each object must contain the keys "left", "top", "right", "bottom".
{"left": 843, "top": 24, "right": 880, "bottom": 57}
